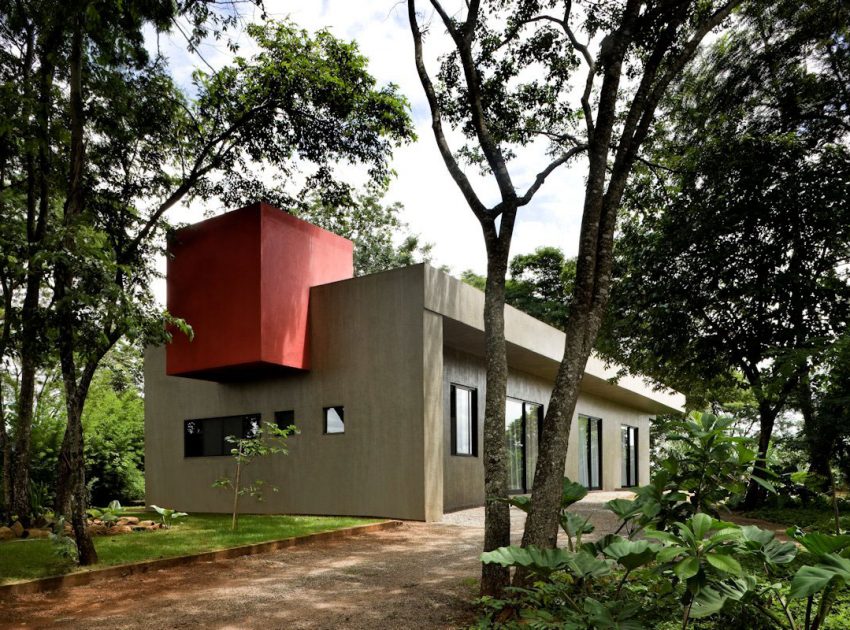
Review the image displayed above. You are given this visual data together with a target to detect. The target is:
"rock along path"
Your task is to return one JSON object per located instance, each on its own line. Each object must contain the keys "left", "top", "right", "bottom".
{"left": 2, "top": 492, "right": 634, "bottom": 630}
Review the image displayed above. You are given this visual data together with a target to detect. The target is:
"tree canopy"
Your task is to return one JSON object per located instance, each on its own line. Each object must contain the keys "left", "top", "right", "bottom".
{"left": 597, "top": 0, "right": 850, "bottom": 506}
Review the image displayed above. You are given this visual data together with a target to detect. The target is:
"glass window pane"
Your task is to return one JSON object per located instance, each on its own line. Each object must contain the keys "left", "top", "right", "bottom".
{"left": 577, "top": 417, "right": 589, "bottom": 487}
{"left": 204, "top": 418, "right": 224, "bottom": 456}
{"left": 275, "top": 410, "right": 295, "bottom": 431}
{"left": 525, "top": 403, "right": 541, "bottom": 488}
{"left": 325, "top": 406, "right": 345, "bottom": 433}
{"left": 458, "top": 388, "right": 472, "bottom": 454}
{"left": 622, "top": 426, "right": 630, "bottom": 486}
{"left": 630, "top": 428, "right": 638, "bottom": 486}
{"left": 589, "top": 419, "right": 600, "bottom": 488}
{"left": 505, "top": 399, "right": 525, "bottom": 492}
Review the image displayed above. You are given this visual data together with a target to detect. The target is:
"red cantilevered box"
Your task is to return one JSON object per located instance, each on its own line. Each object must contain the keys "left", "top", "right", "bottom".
{"left": 166, "top": 202, "right": 354, "bottom": 380}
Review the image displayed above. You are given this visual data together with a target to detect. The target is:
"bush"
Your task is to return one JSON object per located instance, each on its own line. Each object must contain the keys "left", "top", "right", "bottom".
{"left": 475, "top": 412, "right": 850, "bottom": 629}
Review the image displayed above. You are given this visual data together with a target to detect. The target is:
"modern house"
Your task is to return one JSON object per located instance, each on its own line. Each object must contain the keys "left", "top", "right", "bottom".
{"left": 145, "top": 202, "right": 684, "bottom": 522}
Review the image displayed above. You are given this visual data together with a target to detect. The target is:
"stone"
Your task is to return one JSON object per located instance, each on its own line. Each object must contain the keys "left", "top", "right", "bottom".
{"left": 106, "top": 525, "right": 133, "bottom": 535}
{"left": 123, "top": 516, "right": 140, "bottom": 525}
{"left": 87, "top": 524, "right": 108, "bottom": 536}
{"left": 138, "top": 520, "right": 157, "bottom": 528}
{"left": 24, "top": 529, "right": 50, "bottom": 539}
{"left": 10, "top": 521, "right": 24, "bottom": 538}
{"left": 0, "top": 526, "right": 14, "bottom": 541}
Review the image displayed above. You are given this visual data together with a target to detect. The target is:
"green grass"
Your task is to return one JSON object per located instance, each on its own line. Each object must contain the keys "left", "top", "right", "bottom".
{"left": 740, "top": 504, "right": 848, "bottom": 532}
{"left": 0, "top": 512, "right": 378, "bottom": 584}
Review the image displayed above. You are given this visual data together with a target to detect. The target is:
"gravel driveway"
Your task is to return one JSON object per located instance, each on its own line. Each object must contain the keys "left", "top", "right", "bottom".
{"left": 2, "top": 492, "right": 634, "bottom": 629}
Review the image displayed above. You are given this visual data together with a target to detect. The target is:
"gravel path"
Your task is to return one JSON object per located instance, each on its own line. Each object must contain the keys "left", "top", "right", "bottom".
{"left": 2, "top": 492, "right": 634, "bottom": 629}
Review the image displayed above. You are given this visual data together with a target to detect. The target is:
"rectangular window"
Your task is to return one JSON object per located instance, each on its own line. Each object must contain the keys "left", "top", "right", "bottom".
{"left": 505, "top": 398, "right": 544, "bottom": 493}
{"left": 451, "top": 384, "right": 477, "bottom": 456}
{"left": 324, "top": 406, "right": 345, "bottom": 434}
{"left": 183, "top": 413, "right": 261, "bottom": 457}
{"left": 577, "top": 415, "right": 602, "bottom": 489}
{"left": 275, "top": 409, "right": 295, "bottom": 431}
{"left": 622, "top": 426, "right": 639, "bottom": 487}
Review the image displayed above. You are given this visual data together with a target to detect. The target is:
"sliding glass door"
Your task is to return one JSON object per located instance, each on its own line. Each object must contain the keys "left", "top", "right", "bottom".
{"left": 621, "top": 426, "right": 638, "bottom": 487}
{"left": 577, "top": 415, "right": 602, "bottom": 489}
{"left": 505, "top": 398, "right": 544, "bottom": 493}
{"left": 505, "top": 399, "right": 525, "bottom": 493}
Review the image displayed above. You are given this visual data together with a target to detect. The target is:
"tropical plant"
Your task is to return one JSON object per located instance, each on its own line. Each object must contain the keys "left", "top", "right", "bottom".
{"left": 86, "top": 500, "right": 125, "bottom": 525}
{"left": 476, "top": 419, "right": 850, "bottom": 628}
{"left": 150, "top": 505, "right": 188, "bottom": 529}
{"left": 213, "top": 421, "right": 298, "bottom": 531}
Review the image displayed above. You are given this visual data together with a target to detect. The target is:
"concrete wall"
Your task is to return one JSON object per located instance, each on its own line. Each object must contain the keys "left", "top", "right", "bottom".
{"left": 146, "top": 266, "right": 432, "bottom": 521}
{"left": 441, "top": 348, "right": 652, "bottom": 512}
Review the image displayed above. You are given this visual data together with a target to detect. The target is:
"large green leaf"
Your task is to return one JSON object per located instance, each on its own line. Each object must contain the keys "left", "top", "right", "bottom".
{"left": 583, "top": 598, "right": 643, "bottom": 630}
{"left": 561, "top": 478, "right": 589, "bottom": 508}
{"left": 560, "top": 511, "right": 595, "bottom": 537}
{"left": 689, "top": 586, "right": 727, "bottom": 618}
{"left": 603, "top": 539, "right": 659, "bottom": 571}
{"left": 691, "top": 513, "right": 713, "bottom": 539}
{"left": 790, "top": 554, "right": 850, "bottom": 599}
{"left": 705, "top": 552, "right": 742, "bottom": 576}
{"left": 480, "top": 546, "right": 573, "bottom": 575}
{"left": 570, "top": 550, "right": 613, "bottom": 578}
{"left": 606, "top": 498, "right": 642, "bottom": 521}
{"left": 791, "top": 531, "right": 850, "bottom": 557}
{"left": 675, "top": 556, "right": 700, "bottom": 580}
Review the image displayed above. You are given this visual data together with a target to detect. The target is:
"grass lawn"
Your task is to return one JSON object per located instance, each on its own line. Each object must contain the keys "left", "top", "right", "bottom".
{"left": 0, "top": 512, "right": 379, "bottom": 584}
{"left": 740, "top": 504, "right": 848, "bottom": 532}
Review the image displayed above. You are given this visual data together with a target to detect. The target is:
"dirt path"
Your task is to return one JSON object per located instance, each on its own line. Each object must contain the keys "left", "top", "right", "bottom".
{"left": 1, "top": 492, "right": 635, "bottom": 629}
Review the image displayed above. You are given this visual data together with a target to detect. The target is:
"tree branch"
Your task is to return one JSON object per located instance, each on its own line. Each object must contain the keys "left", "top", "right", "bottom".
{"left": 408, "top": 0, "right": 488, "bottom": 220}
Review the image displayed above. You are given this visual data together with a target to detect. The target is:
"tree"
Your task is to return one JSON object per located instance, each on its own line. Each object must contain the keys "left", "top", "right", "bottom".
{"left": 463, "top": 246, "right": 574, "bottom": 329}
{"left": 298, "top": 193, "right": 434, "bottom": 276}
{"left": 1, "top": 2, "right": 413, "bottom": 564}
{"left": 598, "top": 0, "right": 850, "bottom": 509}
{"left": 408, "top": 0, "right": 740, "bottom": 593}
{"left": 213, "top": 421, "right": 297, "bottom": 531}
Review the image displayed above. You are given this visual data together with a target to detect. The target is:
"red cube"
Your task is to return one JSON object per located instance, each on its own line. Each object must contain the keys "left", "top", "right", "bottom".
{"left": 166, "top": 202, "right": 354, "bottom": 380}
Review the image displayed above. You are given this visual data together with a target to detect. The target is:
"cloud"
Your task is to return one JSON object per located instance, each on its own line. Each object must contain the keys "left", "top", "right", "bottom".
{"left": 148, "top": 0, "right": 589, "bottom": 304}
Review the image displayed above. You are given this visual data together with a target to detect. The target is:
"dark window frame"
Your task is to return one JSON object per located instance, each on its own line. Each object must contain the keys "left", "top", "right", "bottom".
{"left": 450, "top": 384, "right": 478, "bottom": 457}
{"left": 505, "top": 396, "right": 545, "bottom": 494}
{"left": 621, "top": 425, "right": 639, "bottom": 488}
{"left": 183, "top": 413, "right": 261, "bottom": 458}
{"left": 579, "top": 414, "right": 603, "bottom": 490}
{"left": 323, "top": 405, "right": 345, "bottom": 435}
{"left": 274, "top": 409, "right": 296, "bottom": 431}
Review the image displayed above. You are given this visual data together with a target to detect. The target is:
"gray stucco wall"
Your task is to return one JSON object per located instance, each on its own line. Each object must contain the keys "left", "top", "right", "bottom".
{"left": 145, "top": 266, "right": 431, "bottom": 521}
{"left": 441, "top": 348, "right": 652, "bottom": 512}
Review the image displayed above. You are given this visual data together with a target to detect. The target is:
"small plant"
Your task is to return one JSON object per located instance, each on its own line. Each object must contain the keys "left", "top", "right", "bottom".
{"left": 150, "top": 505, "right": 188, "bottom": 528}
{"left": 213, "top": 421, "right": 298, "bottom": 531}
{"left": 86, "top": 499, "right": 125, "bottom": 525}
{"left": 49, "top": 516, "right": 78, "bottom": 562}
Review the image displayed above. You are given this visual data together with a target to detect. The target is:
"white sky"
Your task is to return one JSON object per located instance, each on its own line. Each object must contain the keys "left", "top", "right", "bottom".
{"left": 149, "top": 0, "right": 589, "bottom": 298}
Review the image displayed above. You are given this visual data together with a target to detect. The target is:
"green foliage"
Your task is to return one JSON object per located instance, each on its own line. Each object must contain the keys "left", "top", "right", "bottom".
{"left": 661, "top": 411, "right": 774, "bottom": 515}
{"left": 48, "top": 516, "right": 78, "bottom": 564}
{"left": 213, "top": 421, "right": 298, "bottom": 530}
{"left": 461, "top": 247, "right": 576, "bottom": 330}
{"left": 477, "top": 413, "right": 850, "bottom": 629}
{"left": 297, "top": 193, "right": 433, "bottom": 276}
{"left": 82, "top": 351, "right": 146, "bottom": 506}
{"left": 86, "top": 500, "right": 125, "bottom": 525}
{"left": 150, "top": 505, "right": 188, "bottom": 529}
{"left": 1, "top": 512, "right": 377, "bottom": 584}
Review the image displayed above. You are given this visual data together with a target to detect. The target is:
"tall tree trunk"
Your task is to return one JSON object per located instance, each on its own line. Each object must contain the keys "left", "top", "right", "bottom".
{"left": 57, "top": 387, "right": 97, "bottom": 564}
{"left": 11, "top": 25, "right": 57, "bottom": 524}
{"left": 54, "top": 17, "right": 98, "bottom": 566}
{"left": 480, "top": 243, "right": 511, "bottom": 596}
{"left": 799, "top": 376, "right": 832, "bottom": 489}
{"left": 743, "top": 400, "right": 779, "bottom": 509}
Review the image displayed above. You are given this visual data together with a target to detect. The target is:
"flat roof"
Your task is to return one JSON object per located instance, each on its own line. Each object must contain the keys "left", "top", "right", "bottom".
{"left": 422, "top": 265, "right": 685, "bottom": 415}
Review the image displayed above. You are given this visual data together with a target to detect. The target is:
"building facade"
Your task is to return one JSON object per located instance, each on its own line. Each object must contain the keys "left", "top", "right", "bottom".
{"left": 145, "top": 204, "right": 683, "bottom": 521}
